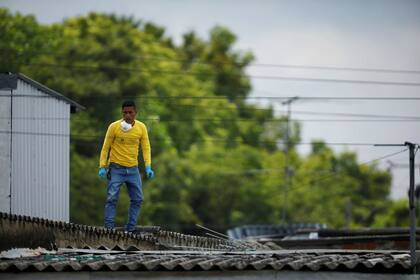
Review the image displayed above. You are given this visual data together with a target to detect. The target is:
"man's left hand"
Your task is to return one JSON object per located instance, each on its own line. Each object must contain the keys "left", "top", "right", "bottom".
{"left": 99, "top": 167, "right": 107, "bottom": 180}
{"left": 145, "top": 166, "right": 154, "bottom": 179}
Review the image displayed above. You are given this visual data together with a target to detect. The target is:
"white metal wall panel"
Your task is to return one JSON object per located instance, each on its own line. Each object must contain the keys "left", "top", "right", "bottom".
{"left": 11, "top": 79, "right": 70, "bottom": 221}
{"left": 0, "top": 89, "right": 11, "bottom": 213}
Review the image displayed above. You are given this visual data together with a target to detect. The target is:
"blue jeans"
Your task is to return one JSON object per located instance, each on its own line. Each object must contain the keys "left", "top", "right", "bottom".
{"left": 104, "top": 163, "right": 143, "bottom": 231}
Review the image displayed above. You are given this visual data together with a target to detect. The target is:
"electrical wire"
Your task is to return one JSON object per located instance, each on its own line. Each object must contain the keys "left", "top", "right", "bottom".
{"left": 360, "top": 149, "right": 410, "bottom": 166}
{"left": 0, "top": 128, "right": 411, "bottom": 194}
{"left": 2, "top": 108, "right": 420, "bottom": 120}
{"left": 2, "top": 93, "right": 420, "bottom": 101}
{"left": 3, "top": 91, "right": 420, "bottom": 120}
{"left": 248, "top": 63, "right": 420, "bottom": 75}
{"left": 288, "top": 148, "right": 409, "bottom": 192}
{"left": 2, "top": 116, "right": 420, "bottom": 123}
{"left": 177, "top": 148, "right": 410, "bottom": 179}
{"left": 17, "top": 62, "right": 420, "bottom": 87}
{"left": 0, "top": 130, "right": 386, "bottom": 146}
{"left": 6, "top": 50, "right": 420, "bottom": 74}
{"left": 280, "top": 110, "right": 420, "bottom": 120}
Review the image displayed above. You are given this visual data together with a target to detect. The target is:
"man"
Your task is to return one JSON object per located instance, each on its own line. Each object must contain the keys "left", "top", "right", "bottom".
{"left": 98, "top": 100, "right": 154, "bottom": 232}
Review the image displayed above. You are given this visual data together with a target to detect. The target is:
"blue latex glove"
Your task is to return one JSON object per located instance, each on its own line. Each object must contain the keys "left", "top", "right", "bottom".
{"left": 98, "top": 168, "right": 107, "bottom": 180}
{"left": 145, "top": 166, "right": 154, "bottom": 179}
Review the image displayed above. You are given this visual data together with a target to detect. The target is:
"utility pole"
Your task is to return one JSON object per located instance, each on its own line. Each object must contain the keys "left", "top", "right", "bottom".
{"left": 281, "top": 96, "right": 299, "bottom": 224}
{"left": 376, "top": 142, "right": 418, "bottom": 273}
{"left": 407, "top": 142, "right": 417, "bottom": 273}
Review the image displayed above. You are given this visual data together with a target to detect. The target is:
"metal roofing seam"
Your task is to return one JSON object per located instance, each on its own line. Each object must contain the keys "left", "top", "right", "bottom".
{"left": 178, "top": 257, "right": 208, "bottom": 270}
{"left": 120, "top": 261, "right": 140, "bottom": 271}
{"left": 215, "top": 258, "right": 242, "bottom": 270}
{"left": 287, "top": 259, "right": 306, "bottom": 271}
{"left": 196, "top": 258, "right": 219, "bottom": 271}
{"left": 250, "top": 257, "right": 276, "bottom": 270}
{"left": 161, "top": 257, "right": 193, "bottom": 270}
{"left": 267, "top": 261, "right": 286, "bottom": 270}
{"left": 323, "top": 261, "right": 339, "bottom": 270}
{"left": 86, "top": 260, "right": 105, "bottom": 271}
{"left": 104, "top": 260, "right": 124, "bottom": 271}
{"left": 342, "top": 260, "right": 359, "bottom": 269}
{"left": 142, "top": 258, "right": 166, "bottom": 270}
{"left": 50, "top": 261, "right": 69, "bottom": 272}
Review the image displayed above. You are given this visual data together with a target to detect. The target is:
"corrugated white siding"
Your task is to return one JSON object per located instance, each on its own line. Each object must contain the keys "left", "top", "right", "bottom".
{"left": 0, "top": 89, "right": 11, "bottom": 213}
{"left": 11, "top": 79, "right": 70, "bottom": 221}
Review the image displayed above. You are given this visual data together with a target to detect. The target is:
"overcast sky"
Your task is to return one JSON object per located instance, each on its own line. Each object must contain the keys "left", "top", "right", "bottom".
{"left": 2, "top": 0, "right": 420, "bottom": 199}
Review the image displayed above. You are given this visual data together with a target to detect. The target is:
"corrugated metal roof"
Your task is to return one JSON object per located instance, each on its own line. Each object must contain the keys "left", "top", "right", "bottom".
{"left": 0, "top": 213, "right": 417, "bottom": 274}
{"left": 0, "top": 212, "right": 266, "bottom": 252}
{"left": 0, "top": 250, "right": 413, "bottom": 273}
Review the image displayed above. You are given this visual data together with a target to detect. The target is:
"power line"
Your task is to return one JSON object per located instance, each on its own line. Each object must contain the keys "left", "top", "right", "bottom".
{"left": 3, "top": 116, "right": 420, "bottom": 123}
{"left": 361, "top": 149, "right": 410, "bottom": 166}
{"left": 3, "top": 93, "right": 420, "bottom": 101}
{"left": 129, "top": 147, "right": 408, "bottom": 190}
{"left": 136, "top": 54, "right": 420, "bottom": 74}
{"left": 132, "top": 101, "right": 420, "bottom": 120}
{"left": 288, "top": 148, "right": 409, "bottom": 192}
{"left": 4, "top": 92, "right": 420, "bottom": 118}
{"left": 230, "top": 149, "right": 408, "bottom": 176}
{"left": 284, "top": 110, "right": 420, "bottom": 120}
{"left": 7, "top": 50, "right": 420, "bottom": 74}
{"left": 149, "top": 103, "right": 420, "bottom": 119}
{"left": 248, "top": 63, "right": 420, "bottom": 75}
{"left": 19, "top": 62, "right": 420, "bottom": 87}
{"left": 289, "top": 119, "right": 420, "bottom": 122}
{"left": 140, "top": 96, "right": 420, "bottom": 100}
{"left": 208, "top": 148, "right": 410, "bottom": 182}
{"left": 0, "top": 130, "right": 383, "bottom": 146}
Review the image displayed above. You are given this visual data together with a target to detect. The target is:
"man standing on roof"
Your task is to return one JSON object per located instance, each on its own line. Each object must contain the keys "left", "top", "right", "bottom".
{"left": 98, "top": 100, "right": 154, "bottom": 233}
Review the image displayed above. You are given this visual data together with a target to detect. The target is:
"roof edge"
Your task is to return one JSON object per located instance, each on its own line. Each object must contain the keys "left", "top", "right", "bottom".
{"left": 17, "top": 73, "right": 85, "bottom": 113}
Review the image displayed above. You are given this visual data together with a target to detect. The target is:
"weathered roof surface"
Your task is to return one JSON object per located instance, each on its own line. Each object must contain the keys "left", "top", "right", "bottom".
{"left": 0, "top": 73, "right": 84, "bottom": 112}
{"left": 0, "top": 212, "right": 264, "bottom": 252}
{"left": 0, "top": 249, "right": 413, "bottom": 273}
{"left": 0, "top": 212, "right": 417, "bottom": 274}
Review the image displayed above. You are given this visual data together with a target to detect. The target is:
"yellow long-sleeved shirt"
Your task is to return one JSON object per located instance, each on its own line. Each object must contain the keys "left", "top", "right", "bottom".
{"left": 99, "top": 119, "right": 151, "bottom": 168}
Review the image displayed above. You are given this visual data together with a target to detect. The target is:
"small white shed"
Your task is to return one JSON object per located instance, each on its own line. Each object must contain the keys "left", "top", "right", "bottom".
{"left": 0, "top": 73, "right": 83, "bottom": 222}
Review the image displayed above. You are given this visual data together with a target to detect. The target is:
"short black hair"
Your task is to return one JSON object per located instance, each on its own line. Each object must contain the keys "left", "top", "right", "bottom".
{"left": 122, "top": 100, "right": 136, "bottom": 110}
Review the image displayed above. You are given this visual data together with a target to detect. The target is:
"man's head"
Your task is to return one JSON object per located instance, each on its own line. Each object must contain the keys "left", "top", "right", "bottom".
{"left": 122, "top": 100, "right": 137, "bottom": 124}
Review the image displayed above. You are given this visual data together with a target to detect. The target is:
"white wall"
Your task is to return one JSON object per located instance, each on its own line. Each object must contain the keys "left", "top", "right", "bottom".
{"left": 0, "top": 89, "right": 11, "bottom": 213}
{"left": 10, "top": 79, "right": 70, "bottom": 221}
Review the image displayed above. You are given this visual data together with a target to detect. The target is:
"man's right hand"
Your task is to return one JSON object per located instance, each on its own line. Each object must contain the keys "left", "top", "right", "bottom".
{"left": 99, "top": 168, "right": 107, "bottom": 180}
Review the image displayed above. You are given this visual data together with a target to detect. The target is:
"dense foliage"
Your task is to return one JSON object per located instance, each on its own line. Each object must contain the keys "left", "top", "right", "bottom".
{"left": 1, "top": 8, "right": 406, "bottom": 232}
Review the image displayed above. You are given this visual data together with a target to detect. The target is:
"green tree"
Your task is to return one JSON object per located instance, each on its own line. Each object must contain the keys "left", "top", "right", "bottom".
{"left": 373, "top": 199, "right": 410, "bottom": 227}
{"left": 287, "top": 141, "right": 392, "bottom": 228}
